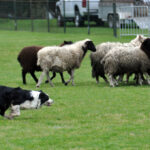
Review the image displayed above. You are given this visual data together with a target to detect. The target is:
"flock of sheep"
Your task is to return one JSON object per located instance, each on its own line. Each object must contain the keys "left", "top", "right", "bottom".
{"left": 17, "top": 35, "right": 150, "bottom": 87}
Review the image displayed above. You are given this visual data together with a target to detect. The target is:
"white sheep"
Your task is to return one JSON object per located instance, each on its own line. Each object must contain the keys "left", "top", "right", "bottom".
{"left": 36, "top": 39, "right": 96, "bottom": 87}
{"left": 90, "top": 35, "right": 146, "bottom": 84}
{"left": 101, "top": 38, "right": 150, "bottom": 87}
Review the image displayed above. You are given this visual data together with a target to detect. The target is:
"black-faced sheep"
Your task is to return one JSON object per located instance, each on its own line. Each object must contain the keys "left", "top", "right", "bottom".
{"left": 90, "top": 35, "right": 146, "bottom": 84}
{"left": 17, "top": 41, "right": 72, "bottom": 85}
{"left": 101, "top": 38, "right": 150, "bottom": 87}
{"left": 36, "top": 39, "right": 96, "bottom": 87}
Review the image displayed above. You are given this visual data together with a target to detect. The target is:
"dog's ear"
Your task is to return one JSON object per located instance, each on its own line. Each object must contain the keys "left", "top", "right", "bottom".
{"left": 39, "top": 92, "right": 49, "bottom": 104}
{"left": 39, "top": 92, "right": 45, "bottom": 99}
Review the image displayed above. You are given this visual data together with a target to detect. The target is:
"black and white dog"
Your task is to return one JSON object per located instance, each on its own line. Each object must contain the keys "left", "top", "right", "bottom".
{"left": 0, "top": 85, "right": 53, "bottom": 119}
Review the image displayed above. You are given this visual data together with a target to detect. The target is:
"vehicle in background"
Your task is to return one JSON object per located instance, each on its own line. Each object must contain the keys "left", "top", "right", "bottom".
{"left": 98, "top": 0, "right": 134, "bottom": 28}
{"left": 55, "top": 0, "right": 100, "bottom": 27}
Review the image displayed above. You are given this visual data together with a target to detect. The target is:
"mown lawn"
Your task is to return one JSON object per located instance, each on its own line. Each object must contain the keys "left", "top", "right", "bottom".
{"left": 0, "top": 29, "right": 150, "bottom": 150}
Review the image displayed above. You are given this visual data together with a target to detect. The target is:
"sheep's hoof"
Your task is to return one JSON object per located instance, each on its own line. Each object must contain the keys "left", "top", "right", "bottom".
{"left": 110, "top": 84, "right": 115, "bottom": 87}
{"left": 64, "top": 82, "right": 68, "bottom": 86}
{"left": 96, "top": 81, "right": 99, "bottom": 84}
{"left": 36, "top": 85, "right": 40, "bottom": 88}
{"left": 45, "top": 80, "right": 49, "bottom": 84}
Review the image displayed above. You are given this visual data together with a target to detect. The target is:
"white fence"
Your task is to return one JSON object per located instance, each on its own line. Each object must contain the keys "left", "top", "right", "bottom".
{"left": 119, "top": 6, "right": 150, "bottom": 36}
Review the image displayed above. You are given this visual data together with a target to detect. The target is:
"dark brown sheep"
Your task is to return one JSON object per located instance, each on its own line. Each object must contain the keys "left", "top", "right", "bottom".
{"left": 17, "top": 41, "right": 73, "bottom": 84}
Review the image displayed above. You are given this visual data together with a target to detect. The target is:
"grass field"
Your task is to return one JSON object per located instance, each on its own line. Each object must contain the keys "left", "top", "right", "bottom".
{"left": 0, "top": 29, "right": 150, "bottom": 150}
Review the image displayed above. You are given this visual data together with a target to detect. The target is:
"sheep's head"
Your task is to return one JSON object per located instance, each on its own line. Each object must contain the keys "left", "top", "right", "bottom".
{"left": 84, "top": 40, "right": 96, "bottom": 52}
{"left": 130, "top": 35, "right": 147, "bottom": 46}
{"left": 140, "top": 38, "right": 150, "bottom": 58}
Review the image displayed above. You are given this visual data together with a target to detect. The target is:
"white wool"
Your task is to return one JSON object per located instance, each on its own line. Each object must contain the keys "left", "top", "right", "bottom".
{"left": 37, "top": 39, "right": 90, "bottom": 71}
{"left": 90, "top": 35, "right": 147, "bottom": 84}
{"left": 102, "top": 45, "right": 150, "bottom": 87}
{"left": 36, "top": 39, "right": 92, "bottom": 87}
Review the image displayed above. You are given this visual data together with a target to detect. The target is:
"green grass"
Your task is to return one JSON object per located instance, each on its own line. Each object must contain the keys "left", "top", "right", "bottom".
{"left": 0, "top": 29, "right": 150, "bottom": 150}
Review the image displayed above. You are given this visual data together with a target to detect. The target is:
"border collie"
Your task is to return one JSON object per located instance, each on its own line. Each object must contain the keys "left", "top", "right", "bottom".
{"left": 0, "top": 85, "right": 53, "bottom": 119}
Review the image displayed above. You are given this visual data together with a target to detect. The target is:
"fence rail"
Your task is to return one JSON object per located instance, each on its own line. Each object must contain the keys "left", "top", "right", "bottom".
{"left": 119, "top": 5, "right": 150, "bottom": 36}
{"left": 0, "top": 0, "right": 150, "bottom": 36}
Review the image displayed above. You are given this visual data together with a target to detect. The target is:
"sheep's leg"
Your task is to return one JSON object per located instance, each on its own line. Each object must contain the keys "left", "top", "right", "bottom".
{"left": 103, "top": 75, "right": 108, "bottom": 83}
{"left": 45, "top": 71, "right": 54, "bottom": 87}
{"left": 36, "top": 71, "right": 46, "bottom": 87}
{"left": 108, "top": 74, "right": 115, "bottom": 87}
{"left": 71, "top": 70, "right": 75, "bottom": 86}
{"left": 65, "top": 70, "right": 71, "bottom": 85}
{"left": 141, "top": 73, "right": 146, "bottom": 83}
{"left": 30, "top": 71, "right": 38, "bottom": 83}
{"left": 100, "top": 74, "right": 108, "bottom": 83}
{"left": 118, "top": 74, "right": 124, "bottom": 82}
{"left": 137, "top": 73, "right": 143, "bottom": 85}
{"left": 66, "top": 70, "right": 75, "bottom": 86}
{"left": 144, "top": 73, "right": 150, "bottom": 85}
{"left": 22, "top": 70, "right": 27, "bottom": 84}
{"left": 96, "top": 75, "right": 99, "bottom": 84}
{"left": 126, "top": 73, "right": 131, "bottom": 83}
{"left": 112, "top": 75, "right": 118, "bottom": 86}
{"left": 134, "top": 74, "right": 138, "bottom": 84}
{"left": 50, "top": 72, "right": 56, "bottom": 81}
{"left": 0, "top": 108, "right": 5, "bottom": 117}
{"left": 59, "top": 72, "right": 66, "bottom": 85}
{"left": 114, "top": 78, "right": 118, "bottom": 86}
{"left": 45, "top": 72, "right": 51, "bottom": 83}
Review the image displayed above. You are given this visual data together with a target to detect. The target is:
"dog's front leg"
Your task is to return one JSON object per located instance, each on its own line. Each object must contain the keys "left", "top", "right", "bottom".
{"left": 8, "top": 105, "right": 21, "bottom": 119}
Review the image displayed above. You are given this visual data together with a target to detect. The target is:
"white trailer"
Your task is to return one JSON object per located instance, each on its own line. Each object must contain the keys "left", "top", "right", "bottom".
{"left": 98, "top": 0, "right": 134, "bottom": 28}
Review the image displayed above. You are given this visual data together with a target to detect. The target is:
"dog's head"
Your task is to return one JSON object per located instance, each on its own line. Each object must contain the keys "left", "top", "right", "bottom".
{"left": 38, "top": 91, "right": 54, "bottom": 107}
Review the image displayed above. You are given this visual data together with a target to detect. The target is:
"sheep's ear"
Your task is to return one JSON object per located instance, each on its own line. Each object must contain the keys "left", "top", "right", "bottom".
{"left": 138, "top": 35, "right": 143, "bottom": 43}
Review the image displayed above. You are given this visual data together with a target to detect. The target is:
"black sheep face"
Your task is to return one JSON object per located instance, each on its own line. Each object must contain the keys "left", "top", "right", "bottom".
{"left": 85, "top": 40, "right": 96, "bottom": 52}
{"left": 141, "top": 38, "right": 150, "bottom": 52}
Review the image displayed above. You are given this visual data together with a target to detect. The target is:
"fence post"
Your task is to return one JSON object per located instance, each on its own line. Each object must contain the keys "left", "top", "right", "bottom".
{"left": 113, "top": 0, "right": 117, "bottom": 37}
{"left": 13, "top": 0, "right": 17, "bottom": 30}
{"left": 47, "top": 0, "right": 50, "bottom": 32}
{"left": 87, "top": 0, "right": 90, "bottom": 35}
{"left": 30, "top": 0, "right": 34, "bottom": 32}
{"left": 63, "top": 0, "right": 66, "bottom": 33}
